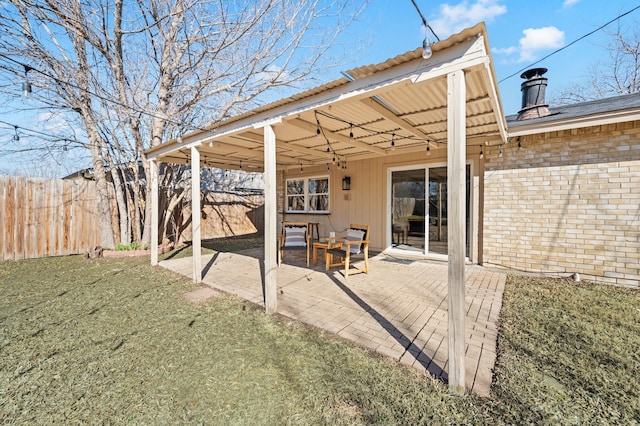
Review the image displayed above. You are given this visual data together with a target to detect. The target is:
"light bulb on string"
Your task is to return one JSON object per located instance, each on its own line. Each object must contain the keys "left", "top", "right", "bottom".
{"left": 422, "top": 36, "right": 432, "bottom": 59}
{"left": 426, "top": 144, "right": 431, "bottom": 156}
{"left": 12, "top": 126, "right": 19, "bottom": 142}
{"left": 349, "top": 123, "right": 353, "bottom": 139}
{"left": 22, "top": 65, "right": 32, "bottom": 99}
{"left": 499, "top": 147, "right": 503, "bottom": 158}
{"left": 391, "top": 133, "right": 395, "bottom": 150}
{"left": 479, "top": 146, "right": 484, "bottom": 160}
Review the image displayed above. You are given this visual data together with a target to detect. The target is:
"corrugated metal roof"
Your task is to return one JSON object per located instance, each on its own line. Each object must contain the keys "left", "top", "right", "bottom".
{"left": 146, "top": 22, "right": 506, "bottom": 171}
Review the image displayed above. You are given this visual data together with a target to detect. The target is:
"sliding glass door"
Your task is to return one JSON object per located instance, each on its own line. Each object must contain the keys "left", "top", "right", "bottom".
{"left": 389, "top": 165, "right": 470, "bottom": 257}
{"left": 391, "top": 169, "right": 426, "bottom": 253}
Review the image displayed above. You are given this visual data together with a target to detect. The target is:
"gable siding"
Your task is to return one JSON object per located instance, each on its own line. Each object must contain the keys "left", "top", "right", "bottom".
{"left": 483, "top": 121, "right": 640, "bottom": 287}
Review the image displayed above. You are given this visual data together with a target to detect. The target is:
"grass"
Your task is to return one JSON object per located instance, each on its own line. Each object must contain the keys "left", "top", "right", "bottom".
{"left": 0, "top": 243, "right": 638, "bottom": 424}
{"left": 490, "top": 275, "right": 640, "bottom": 425}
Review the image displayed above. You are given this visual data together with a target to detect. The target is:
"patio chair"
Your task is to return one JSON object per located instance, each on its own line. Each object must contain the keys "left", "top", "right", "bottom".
{"left": 279, "top": 222, "right": 311, "bottom": 267}
{"left": 326, "top": 224, "right": 370, "bottom": 277}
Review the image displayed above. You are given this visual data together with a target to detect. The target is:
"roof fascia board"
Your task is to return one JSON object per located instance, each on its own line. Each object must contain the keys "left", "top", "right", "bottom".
{"left": 508, "top": 110, "right": 640, "bottom": 137}
{"left": 483, "top": 61, "right": 508, "bottom": 144}
{"left": 411, "top": 35, "right": 486, "bottom": 84}
{"left": 147, "top": 139, "right": 202, "bottom": 161}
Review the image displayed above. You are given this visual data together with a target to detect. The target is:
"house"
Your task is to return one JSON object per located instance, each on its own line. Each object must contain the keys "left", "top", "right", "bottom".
{"left": 144, "top": 22, "right": 639, "bottom": 392}
{"left": 487, "top": 84, "right": 640, "bottom": 287}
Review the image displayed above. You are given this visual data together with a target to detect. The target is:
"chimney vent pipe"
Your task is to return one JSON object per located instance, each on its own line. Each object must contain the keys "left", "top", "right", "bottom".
{"left": 517, "top": 68, "right": 551, "bottom": 120}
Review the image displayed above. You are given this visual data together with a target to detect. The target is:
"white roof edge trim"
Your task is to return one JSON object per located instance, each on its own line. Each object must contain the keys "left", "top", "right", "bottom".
{"left": 146, "top": 140, "right": 201, "bottom": 160}
{"left": 507, "top": 110, "right": 640, "bottom": 137}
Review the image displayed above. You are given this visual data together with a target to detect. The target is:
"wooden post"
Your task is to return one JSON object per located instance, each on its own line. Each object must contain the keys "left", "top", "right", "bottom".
{"left": 191, "top": 146, "right": 202, "bottom": 283}
{"left": 150, "top": 159, "right": 159, "bottom": 266}
{"left": 447, "top": 69, "right": 466, "bottom": 394}
{"left": 263, "top": 124, "right": 278, "bottom": 314}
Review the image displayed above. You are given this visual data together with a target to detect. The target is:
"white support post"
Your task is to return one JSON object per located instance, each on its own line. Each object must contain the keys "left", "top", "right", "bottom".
{"left": 447, "top": 69, "right": 466, "bottom": 394}
{"left": 263, "top": 124, "right": 278, "bottom": 314}
{"left": 191, "top": 146, "right": 202, "bottom": 283}
{"left": 150, "top": 159, "right": 159, "bottom": 266}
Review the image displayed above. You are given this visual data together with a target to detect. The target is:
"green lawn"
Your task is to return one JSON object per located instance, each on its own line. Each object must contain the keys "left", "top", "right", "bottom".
{"left": 1, "top": 247, "right": 638, "bottom": 424}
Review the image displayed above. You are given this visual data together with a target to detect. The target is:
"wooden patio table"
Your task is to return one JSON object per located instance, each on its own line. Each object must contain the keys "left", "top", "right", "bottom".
{"left": 312, "top": 237, "right": 335, "bottom": 266}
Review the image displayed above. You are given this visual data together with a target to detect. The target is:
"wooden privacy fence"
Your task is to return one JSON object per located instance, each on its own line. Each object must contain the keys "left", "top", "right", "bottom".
{"left": 0, "top": 176, "right": 100, "bottom": 260}
{"left": 0, "top": 175, "right": 265, "bottom": 261}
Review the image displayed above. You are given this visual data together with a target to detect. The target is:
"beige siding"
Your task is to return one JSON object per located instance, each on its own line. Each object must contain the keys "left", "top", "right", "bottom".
{"left": 281, "top": 146, "right": 482, "bottom": 256}
{"left": 483, "top": 121, "right": 640, "bottom": 287}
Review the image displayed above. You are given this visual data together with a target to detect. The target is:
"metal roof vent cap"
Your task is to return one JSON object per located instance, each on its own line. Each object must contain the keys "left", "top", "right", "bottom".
{"left": 517, "top": 67, "right": 551, "bottom": 121}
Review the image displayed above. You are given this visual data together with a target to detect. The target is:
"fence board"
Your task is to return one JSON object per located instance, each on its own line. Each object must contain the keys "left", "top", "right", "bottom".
{"left": 0, "top": 176, "right": 265, "bottom": 260}
{"left": 0, "top": 176, "right": 101, "bottom": 260}
{"left": 0, "top": 177, "right": 5, "bottom": 259}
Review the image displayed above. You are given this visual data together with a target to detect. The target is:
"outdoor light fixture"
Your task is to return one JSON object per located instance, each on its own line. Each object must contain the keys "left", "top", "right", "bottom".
{"left": 342, "top": 176, "right": 351, "bottom": 191}
{"left": 391, "top": 133, "right": 396, "bottom": 150}
{"left": 426, "top": 144, "right": 431, "bottom": 156}
{"left": 13, "top": 126, "right": 19, "bottom": 142}
{"left": 479, "top": 147, "right": 484, "bottom": 159}
{"left": 177, "top": 134, "right": 183, "bottom": 143}
{"left": 422, "top": 36, "right": 433, "bottom": 59}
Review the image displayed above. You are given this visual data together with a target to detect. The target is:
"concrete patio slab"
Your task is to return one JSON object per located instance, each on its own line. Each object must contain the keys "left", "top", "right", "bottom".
{"left": 159, "top": 248, "right": 506, "bottom": 396}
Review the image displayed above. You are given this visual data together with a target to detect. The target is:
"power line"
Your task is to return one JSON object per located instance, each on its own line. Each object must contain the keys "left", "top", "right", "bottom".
{"left": 410, "top": 0, "right": 440, "bottom": 41}
{"left": 499, "top": 4, "right": 640, "bottom": 83}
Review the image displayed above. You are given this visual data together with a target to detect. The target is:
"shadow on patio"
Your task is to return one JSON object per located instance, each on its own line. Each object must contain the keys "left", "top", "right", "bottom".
{"left": 159, "top": 247, "right": 505, "bottom": 396}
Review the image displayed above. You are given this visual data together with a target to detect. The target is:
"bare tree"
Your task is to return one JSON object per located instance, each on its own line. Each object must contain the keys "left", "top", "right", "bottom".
{"left": 552, "top": 20, "right": 640, "bottom": 105}
{"left": 0, "top": 0, "right": 365, "bottom": 247}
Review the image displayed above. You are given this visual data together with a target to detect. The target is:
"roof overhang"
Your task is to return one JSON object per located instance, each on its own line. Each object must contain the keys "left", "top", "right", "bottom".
{"left": 507, "top": 92, "right": 640, "bottom": 137}
{"left": 145, "top": 22, "right": 507, "bottom": 172}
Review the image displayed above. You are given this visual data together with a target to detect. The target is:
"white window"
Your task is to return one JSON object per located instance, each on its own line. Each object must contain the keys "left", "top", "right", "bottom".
{"left": 286, "top": 176, "right": 329, "bottom": 213}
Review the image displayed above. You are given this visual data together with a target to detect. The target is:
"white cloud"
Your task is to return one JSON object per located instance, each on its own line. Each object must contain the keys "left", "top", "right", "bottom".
{"left": 518, "top": 26, "right": 565, "bottom": 62}
{"left": 430, "top": 0, "right": 507, "bottom": 38}
{"left": 563, "top": 0, "right": 580, "bottom": 7}
{"left": 492, "top": 46, "right": 517, "bottom": 55}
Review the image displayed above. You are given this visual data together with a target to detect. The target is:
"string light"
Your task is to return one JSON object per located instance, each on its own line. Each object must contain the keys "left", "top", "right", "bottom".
{"left": 479, "top": 145, "right": 484, "bottom": 160}
{"left": 22, "top": 65, "right": 32, "bottom": 99}
{"left": 349, "top": 123, "right": 353, "bottom": 138}
{"left": 315, "top": 110, "right": 439, "bottom": 147}
{"left": 426, "top": 143, "right": 431, "bottom": 156}
{"left": 499, "top": 147, "right": 503, "bottom": 158}
{"left": 0, "top": 52, "right": 215, "bottom": 137}
{"left": 391, "top": 133, "right": 395, "bottom": 150}
{"left": 410, "top": 0, "right": 439, "bottom": 59}
{"left": 12, "top": 126, "right": 19, "bottom": 142}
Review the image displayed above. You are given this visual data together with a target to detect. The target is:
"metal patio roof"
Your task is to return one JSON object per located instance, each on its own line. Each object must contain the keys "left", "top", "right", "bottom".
{"left": 146, "top": 22, "right": 507, "bottom": 172}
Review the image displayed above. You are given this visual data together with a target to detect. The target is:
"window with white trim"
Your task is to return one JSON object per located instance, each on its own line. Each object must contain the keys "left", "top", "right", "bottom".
{"left": 286, "top": 176, "right": 330, "bottom": 213}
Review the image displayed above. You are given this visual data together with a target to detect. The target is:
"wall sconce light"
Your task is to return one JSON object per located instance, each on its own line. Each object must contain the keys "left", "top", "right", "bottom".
{"left": 342, "top": 176, "right": 351, "bottom": 191}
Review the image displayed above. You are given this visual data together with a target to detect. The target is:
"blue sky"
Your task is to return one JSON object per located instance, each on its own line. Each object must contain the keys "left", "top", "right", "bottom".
{"left": 2, "top": 0, "right": 640, "bottom": 175}
{"left": 342, "top": 0, "right": 640, "bottom": 114}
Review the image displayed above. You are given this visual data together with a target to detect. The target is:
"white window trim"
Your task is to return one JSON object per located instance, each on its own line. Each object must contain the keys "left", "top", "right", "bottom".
{"left": 285, "top": 175, "right": 330, "bottom": 214}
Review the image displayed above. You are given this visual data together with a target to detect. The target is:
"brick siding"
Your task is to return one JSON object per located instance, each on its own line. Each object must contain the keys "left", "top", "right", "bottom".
{"left": 483, "top": 121, "right": 640, "bottom": 287}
